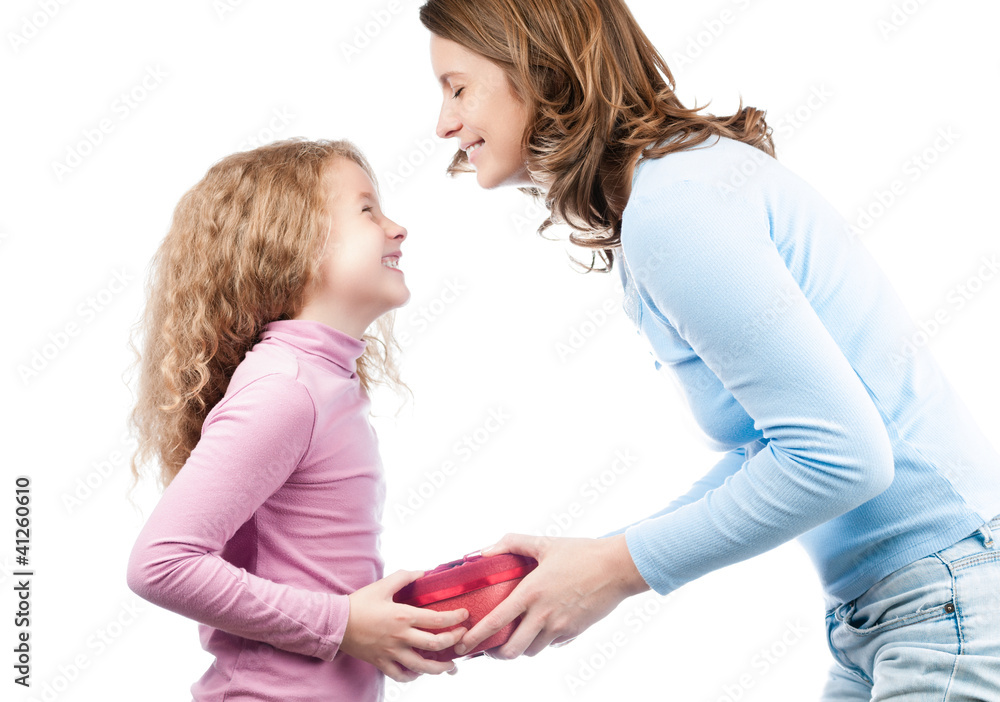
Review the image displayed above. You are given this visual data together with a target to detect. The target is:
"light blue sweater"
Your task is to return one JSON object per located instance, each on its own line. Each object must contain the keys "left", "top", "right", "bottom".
{"left": 616, "top": 135, "right": 1000, "bottom": 603}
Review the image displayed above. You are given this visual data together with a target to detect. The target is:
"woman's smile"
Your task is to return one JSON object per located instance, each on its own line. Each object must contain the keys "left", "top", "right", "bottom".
{"left": 431, "top": 34, "right": 532, "bottom": 189}
{"left": 464, "top": 140, "right": 485, "bottom": 163}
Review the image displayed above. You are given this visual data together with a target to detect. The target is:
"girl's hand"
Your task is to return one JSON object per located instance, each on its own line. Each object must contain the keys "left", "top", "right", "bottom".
{"left": 455, "top": 534, "right": 650, "bottom": 659}
{"left": 341, "top": 570, "right": 470, "bottom": 682}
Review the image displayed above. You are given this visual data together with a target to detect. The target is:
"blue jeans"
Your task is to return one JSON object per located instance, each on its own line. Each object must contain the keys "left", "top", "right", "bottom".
{"left": 823, "top": 515, "right": 1000, "bottom": 701}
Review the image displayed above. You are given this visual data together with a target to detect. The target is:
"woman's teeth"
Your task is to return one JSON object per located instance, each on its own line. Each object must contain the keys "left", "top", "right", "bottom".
{"left": 382, "top": 258, "right": 399, "bottom": 269}
{"left": 466, "top": 141, "right": 484, "bottom": 155}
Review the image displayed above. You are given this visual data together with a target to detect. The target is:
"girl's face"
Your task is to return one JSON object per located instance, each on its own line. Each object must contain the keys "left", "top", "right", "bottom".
{"left": 430, "top": 34, "right": 533, "bottom": 189}
{"left": 298, "top": 158, "right": 409, "bottom": 338}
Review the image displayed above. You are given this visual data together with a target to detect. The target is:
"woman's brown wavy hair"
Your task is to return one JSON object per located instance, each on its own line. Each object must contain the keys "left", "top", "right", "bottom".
{"left": 420, "top": 0, "right": 775, "bottom": 271}
{"left": 129, "top": 138, "right": 404, "bottom": 489}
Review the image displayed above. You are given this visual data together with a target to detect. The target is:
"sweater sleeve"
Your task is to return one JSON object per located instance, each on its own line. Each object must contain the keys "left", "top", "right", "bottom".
{"left": 602, "top": 448, "right": 747, "bottom": 538}
{"left": 126, "top": 373, "right": 350, "bottom": 662}
{"left": 621, "top": 180, "right": 895, "bottom": 595}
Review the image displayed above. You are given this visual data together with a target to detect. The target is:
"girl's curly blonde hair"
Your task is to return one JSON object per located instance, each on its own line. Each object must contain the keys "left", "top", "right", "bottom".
{"left": 129, "top": 138, "right": 403, "bottom": 489}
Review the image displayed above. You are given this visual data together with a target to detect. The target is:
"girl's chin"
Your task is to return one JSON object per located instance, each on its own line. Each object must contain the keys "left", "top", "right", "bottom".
{"left": 389, "top": 290, "right": 411, "bottom": 311}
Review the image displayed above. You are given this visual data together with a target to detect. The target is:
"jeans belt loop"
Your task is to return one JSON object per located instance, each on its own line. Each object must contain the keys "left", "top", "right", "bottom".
{"left": 979, "top": 519, "right": 996, "bottom": 549}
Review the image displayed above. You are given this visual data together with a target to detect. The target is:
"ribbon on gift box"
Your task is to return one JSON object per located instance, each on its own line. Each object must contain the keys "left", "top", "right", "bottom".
{"left": 400, "top": 551, "right": 536, "bottom": 607}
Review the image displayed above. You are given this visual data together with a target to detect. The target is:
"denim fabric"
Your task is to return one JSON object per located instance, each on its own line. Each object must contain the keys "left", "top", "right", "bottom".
{"left": 823, "top": 515, "right": 1000, "bottom": 701}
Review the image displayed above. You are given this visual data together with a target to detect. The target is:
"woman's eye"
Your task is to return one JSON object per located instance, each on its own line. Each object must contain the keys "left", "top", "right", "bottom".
{"left": 452, "top": 87, "right": 465, "bottom": 99}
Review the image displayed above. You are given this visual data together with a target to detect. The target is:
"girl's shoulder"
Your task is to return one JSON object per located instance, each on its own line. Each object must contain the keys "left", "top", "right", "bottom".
{"left": 206, "top": 345, "right": 315, "bottom": 428}
{"left": 229, "top": 341, "right": 302, "bottom": 393}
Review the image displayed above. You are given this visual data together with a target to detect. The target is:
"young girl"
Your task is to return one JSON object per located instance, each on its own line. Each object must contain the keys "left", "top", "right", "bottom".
{"left": 126, "top": 138, "right": 468, "bottom": 701}
{"left": 418, "top": 0, "right": 1000, "bottom": 698}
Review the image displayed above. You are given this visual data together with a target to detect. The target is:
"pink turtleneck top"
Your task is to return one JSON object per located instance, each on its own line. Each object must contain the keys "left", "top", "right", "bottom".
{"left": 127, "top": 319, "right": 386, "bottom": 701}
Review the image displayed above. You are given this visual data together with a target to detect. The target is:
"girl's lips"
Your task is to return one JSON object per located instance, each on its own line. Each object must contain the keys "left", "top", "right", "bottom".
{"left": 381, "top": 255, "right": 403, "bottom": 274}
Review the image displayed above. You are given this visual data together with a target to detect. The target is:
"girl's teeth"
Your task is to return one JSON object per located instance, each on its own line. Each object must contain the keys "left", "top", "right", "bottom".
{"left": 382, "top": 259, "right": 399, "bottom": 269}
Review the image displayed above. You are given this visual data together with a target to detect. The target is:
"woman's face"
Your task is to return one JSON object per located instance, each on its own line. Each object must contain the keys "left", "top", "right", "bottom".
{"left": 430, "top": 34, "right": 533, "bottom": 190}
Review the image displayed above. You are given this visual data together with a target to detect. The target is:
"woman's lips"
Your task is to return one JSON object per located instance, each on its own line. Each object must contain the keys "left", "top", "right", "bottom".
{"left": 466, "top": 140, "right": 485, "bottom": 164}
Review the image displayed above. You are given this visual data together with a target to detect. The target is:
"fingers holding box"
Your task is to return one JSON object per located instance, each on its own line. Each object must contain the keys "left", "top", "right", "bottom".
{"left": 341, "top": 569, "right": 468, "bottom": 681}
{"left": 393, "top": 552, "right": 539, "bottom": 661}
{"left": 460, "top": 534, "right": 650, "bottom": 659}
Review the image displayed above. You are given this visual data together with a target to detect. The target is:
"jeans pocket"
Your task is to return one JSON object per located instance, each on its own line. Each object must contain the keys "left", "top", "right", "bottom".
{"left": 834, "top": 555, "right": 954, "bottom": 636}
{"left": 825, "top": 610, "right": 874, "bottom": 685}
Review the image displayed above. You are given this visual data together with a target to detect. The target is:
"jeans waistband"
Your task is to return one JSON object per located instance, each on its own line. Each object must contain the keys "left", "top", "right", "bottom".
{"left": 825, "top": 514, "right": 1000, "bottom": 611}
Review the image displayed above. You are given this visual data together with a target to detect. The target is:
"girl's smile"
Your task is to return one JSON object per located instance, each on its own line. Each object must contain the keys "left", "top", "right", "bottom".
{"left": 296, "top": 157, "right": 410, "bottom": 338}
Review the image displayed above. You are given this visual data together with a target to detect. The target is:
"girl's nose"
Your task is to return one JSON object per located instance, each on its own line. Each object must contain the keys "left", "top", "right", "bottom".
{"left": 386, "top": 218, "right": 407, "bottom": 241}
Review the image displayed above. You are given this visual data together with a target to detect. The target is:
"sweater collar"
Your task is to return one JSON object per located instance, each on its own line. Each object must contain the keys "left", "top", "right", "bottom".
{"left": 260, "top": 319, "right": 367, "bottom": 376}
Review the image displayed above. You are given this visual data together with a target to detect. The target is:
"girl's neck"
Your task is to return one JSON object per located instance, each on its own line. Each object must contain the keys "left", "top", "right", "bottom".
{"left": 293, "top": 302, "right": 373, "bottom": 341}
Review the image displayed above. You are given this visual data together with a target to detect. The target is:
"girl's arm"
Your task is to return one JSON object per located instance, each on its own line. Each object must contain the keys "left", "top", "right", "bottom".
{"left": 126, "top": 374, "right": 465, "bottom": 678}
{"left": 126, "top": 374, "right": 352, "bottom": 659}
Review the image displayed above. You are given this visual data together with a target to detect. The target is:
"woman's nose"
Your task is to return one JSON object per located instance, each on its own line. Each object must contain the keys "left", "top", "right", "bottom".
{"left": 436, "top": 99, "right": 461, "bottom": 140}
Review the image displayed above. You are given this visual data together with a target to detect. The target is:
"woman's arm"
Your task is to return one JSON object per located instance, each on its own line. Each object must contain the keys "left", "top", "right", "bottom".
{"left": 457, "top": 450, "right": 749, "bottom": 658}
{"left": 601, "top": 447, "right": 749, "bottom": 538}
{"left": 619, "top": 179, "right": 893, "bottom": 595}
{"left": 458, "top": 179, "right": 894, "bottom": 657}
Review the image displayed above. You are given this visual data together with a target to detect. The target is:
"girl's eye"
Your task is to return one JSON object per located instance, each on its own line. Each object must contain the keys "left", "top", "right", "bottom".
{"left": 362, "top": 206, "right": 374, "bottom": 214}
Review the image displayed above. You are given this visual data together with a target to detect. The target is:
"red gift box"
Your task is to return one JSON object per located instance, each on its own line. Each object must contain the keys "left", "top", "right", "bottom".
{"left": 392, "top": 552, "right": 538, "bottom": 661}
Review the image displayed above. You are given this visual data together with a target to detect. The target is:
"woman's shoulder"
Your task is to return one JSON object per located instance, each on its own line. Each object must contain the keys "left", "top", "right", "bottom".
{"left": 620, "top": 137, "right": 783, "bottom": 266}
{"left": 630, "top": 135, "right": 779, "bottom": 201}
{"left": 623, "top": 134, "right": 832, "bottom": 246}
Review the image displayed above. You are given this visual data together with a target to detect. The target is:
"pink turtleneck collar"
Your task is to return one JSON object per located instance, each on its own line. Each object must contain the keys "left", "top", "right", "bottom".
{"left": 259, "top": 319, "right": 367, "bottom": 377}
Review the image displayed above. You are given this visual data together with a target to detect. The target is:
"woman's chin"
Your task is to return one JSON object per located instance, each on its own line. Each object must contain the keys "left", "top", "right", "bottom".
{"left": 475, "top": 167, "right": 534, "bottom": 191}
{"left": 474, "top": 169, "right": 500, "bottom": 190}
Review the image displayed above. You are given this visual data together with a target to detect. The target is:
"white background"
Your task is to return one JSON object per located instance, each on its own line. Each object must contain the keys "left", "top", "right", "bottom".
{"left": 1, "top": 0, "right": 998, "bottom": 701}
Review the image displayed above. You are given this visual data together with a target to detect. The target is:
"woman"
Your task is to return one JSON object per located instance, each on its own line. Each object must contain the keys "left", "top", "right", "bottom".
{"left": 418, "top": 0, "right": 1000, "bottom": 698}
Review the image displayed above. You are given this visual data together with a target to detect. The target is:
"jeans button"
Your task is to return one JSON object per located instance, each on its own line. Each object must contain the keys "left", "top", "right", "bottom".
{"left": 945, "top": 603, "right": 955, "bottom": 614}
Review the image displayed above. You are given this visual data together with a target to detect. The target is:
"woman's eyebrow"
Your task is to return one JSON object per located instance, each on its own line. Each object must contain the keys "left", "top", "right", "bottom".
{"left": 438, "top": 71, "right": 465, "bottom": 85}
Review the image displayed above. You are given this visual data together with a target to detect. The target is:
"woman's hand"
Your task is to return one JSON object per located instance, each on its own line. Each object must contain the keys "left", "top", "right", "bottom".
{"left": 341, "top": 570, "right": 470, "bottom": 682}
{"left": 455, "top": 534, "right": 650, "bottom": 659}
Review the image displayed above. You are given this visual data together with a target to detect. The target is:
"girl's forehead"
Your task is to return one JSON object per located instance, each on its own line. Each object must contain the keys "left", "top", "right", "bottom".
{"left": 323, "top": 159, "right": 379, "bottom": 203}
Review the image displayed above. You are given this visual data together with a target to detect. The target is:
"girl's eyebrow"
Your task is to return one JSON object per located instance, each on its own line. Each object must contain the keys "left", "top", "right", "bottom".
{"left": 356, "top": 191, "right": 377, "bottom": 202}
